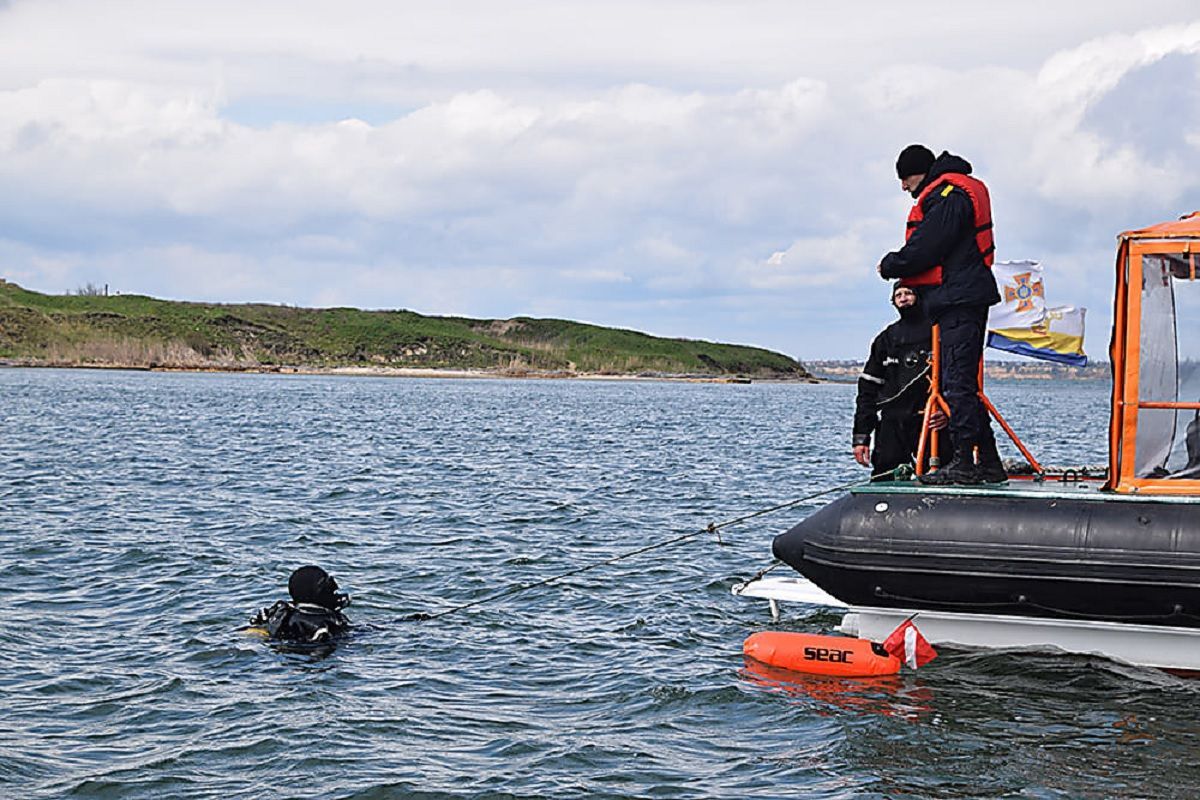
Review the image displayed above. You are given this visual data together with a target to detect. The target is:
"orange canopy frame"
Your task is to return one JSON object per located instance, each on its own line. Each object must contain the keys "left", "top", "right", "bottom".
{"left": 1107, "top": 211, "right": 1200, "bottom": 495}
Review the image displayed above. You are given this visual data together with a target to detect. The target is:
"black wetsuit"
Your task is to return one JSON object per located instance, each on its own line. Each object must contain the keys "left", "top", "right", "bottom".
{"left": 250, "top": 600, "right": 349, "bottom": 643}
{"left": 853, "top": 304, "right": 945, "bottom": 478}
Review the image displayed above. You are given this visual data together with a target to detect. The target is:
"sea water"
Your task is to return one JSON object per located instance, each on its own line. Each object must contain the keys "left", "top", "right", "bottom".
{"left": 2, "top": 368, "right": 1195, "bottom": 799}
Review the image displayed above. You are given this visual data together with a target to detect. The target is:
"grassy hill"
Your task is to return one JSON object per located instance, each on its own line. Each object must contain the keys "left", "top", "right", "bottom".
{"left": 0, "top": 280, "right": 811, "bottom": 379}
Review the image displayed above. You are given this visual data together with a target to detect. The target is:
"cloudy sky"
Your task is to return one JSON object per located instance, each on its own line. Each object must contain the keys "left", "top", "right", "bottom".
{"left": 1, "top": 1, "right": 1198, "bottom": 360}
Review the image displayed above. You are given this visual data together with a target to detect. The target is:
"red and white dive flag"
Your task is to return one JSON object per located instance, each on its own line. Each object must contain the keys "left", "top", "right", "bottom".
{"left": 882, "top": 619, "right": 937, "bottom": 668}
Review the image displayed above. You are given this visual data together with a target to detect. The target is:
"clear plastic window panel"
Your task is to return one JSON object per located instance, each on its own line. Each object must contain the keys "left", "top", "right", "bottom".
{"left": 1135, "top": 253, "right": 1200, "bottom": 478}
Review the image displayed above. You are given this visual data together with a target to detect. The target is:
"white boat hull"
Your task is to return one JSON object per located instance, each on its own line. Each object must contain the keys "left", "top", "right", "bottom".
{"left": 734, "top": 576, "right": 1200, "bottom": 672}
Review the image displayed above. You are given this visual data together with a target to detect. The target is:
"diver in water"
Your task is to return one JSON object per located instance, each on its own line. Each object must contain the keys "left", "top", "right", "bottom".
{"left": 249, "top": 565, "right": 351, "bottom": 643}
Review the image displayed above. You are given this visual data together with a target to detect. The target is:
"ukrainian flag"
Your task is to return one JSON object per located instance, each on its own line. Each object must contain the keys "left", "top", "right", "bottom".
{"left": 988, "top": 305, "right": 1088, "bottom": 366}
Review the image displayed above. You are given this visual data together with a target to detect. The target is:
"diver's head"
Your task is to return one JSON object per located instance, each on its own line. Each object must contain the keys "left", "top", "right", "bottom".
{"left": 288, "top": 565, "right": 348, "bottom": 610}
{"left": 892, "top": 281, "right": 921, "bottom": 321}
{"left": 892, "top": 281, "right": 917, "bottom": 309}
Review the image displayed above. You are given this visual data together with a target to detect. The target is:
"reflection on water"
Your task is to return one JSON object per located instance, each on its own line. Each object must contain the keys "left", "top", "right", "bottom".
{"left": 741, "top": 658, "right": 934, "bottom": 721}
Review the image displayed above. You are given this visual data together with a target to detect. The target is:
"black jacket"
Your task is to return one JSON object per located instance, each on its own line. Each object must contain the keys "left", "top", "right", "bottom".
{"left": 250, "top": 600, "right": 350, "bottom": 643}
{"left": 853, "top": 307, "right": 934, "bottom": 445}
{"left": 879, "top": 152, "right": 1001, "bottom": 321}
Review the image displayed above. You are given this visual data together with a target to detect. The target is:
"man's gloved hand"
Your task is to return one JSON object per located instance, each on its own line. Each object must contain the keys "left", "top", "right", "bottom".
{"left": 927, "top": 409, "right": 948, "bottom": 431}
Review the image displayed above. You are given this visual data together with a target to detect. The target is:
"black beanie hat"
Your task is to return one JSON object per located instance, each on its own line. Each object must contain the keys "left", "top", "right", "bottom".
{"left": 289, "top": 565, "right": 339, "bottom": 608}
{"left": 896, "top": 144, "right": 935, "bottom": 178}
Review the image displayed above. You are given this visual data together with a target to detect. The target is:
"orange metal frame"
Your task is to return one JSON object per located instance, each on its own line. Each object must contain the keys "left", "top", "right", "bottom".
{"left": 1108, "top": 238, "right": 1200, "bottom": 495}
{"left": 914, "top": 324, "right": 1044, "bottom": 477}
{"left": 913, "top": 329, "right": 950, "bottom": 473}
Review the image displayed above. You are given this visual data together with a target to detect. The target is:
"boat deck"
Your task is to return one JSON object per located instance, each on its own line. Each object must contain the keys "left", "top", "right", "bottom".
{"left": 856, "top": 477, "right": 1200, "bottom": 504}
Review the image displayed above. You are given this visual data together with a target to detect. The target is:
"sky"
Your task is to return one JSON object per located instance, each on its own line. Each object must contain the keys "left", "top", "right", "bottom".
{"left": 1, "top": 1, "right": 1199, "bottom": 360}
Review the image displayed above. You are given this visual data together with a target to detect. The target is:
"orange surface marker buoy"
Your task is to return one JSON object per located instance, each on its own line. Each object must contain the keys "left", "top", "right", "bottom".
{"left": 743, "top": 631, "right": 901, "bottom": 677}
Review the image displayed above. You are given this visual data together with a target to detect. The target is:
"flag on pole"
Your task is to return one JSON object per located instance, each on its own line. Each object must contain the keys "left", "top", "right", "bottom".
{"left": 989, "top": 260, "right": 1046, "bottom": 330}
{"left": 881, "top": 619, "right": 938, "bottom": 668}
{"left": 987, "top": 260, "right": 1087, "bottom": 366}
{"left": 988, "top": 305, "right": 1088, "bottom": 366}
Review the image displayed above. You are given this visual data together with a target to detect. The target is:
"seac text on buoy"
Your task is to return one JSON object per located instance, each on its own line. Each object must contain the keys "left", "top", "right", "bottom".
{"left": 743, "top": 630, "right": 901, "bottom": 677}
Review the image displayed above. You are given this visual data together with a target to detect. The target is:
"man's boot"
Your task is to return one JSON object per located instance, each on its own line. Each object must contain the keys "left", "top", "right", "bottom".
{"left": 976, "top": 436, "right": 1008, "bottom": 484}
{"left": 918, "top": 446, "right": 981, "bottom": 485}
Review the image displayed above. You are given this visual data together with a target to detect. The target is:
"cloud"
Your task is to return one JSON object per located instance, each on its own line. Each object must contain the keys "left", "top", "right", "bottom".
{"left": 754, "top": 229, "right": 877, "bottom": 290}
{"left": 0, "top": 5, "right": 1199, "bottom": 358}
{"left": 559, "top": 268, "right": 633, "bottom": 284}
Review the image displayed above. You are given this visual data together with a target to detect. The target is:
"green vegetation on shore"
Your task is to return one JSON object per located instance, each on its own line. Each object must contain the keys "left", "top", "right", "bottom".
{"left": 0, "top": 280, "right": 812, "bottom": 379}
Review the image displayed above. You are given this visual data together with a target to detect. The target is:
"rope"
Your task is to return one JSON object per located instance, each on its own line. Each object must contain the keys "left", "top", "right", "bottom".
{"left": 872, "top": 364, "right": 931, "bottom": 409}
{"left": 739, "top": 559, "right": 783, "bottom": 586}
{"left": 404, "top": 468, "right": 897, "bottom": 622}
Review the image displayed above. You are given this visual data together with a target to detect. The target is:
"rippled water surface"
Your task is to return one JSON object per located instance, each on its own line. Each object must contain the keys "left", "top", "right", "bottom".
{"left": 3, "top": 368, "right": 1197, "bottom": 798}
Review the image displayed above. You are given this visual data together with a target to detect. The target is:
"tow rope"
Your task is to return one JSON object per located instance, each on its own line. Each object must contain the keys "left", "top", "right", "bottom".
{"left": 404, "top": 467, "right": 899, "bottom": 622}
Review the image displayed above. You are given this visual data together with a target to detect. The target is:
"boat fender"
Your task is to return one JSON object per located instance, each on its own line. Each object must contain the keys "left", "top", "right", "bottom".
{"left": 743, "top": 631, "right": 901, "bottom": 677}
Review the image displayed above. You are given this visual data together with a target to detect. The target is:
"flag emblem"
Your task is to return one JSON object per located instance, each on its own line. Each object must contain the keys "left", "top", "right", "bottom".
{"left": 1003, "top": 272, "right": 1045, "bottom": 313}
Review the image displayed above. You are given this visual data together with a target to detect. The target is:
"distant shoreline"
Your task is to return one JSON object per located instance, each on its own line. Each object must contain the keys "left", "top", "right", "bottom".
{"left": 0, "top": 359, "right": 820, "bottom": 384}
{"left": 806, "top": 360, "right": 1110, "bottom": 382}
{"left": 0, "top": 280, "right": 813, "bottom": 381}
{"left": 1, "top": 357, "right": 1112, "bottom": 383}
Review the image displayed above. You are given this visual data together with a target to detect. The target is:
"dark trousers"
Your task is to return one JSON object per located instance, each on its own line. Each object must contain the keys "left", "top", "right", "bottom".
{"left": 871, "top": 411, "right": 952, "bottom": 479}
{"left": 937, "top": 305, "right": 995, "bottom": 450}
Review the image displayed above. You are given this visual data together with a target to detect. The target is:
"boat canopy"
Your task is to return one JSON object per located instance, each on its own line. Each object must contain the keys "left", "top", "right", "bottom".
{"left": 1109, "top": 211, "right": 1200, "bottom": 494}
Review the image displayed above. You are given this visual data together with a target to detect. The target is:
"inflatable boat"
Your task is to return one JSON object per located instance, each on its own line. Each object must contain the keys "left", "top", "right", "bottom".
{"left": 773, "top": 483, "right": 1200, "bottom": 627}
{"left": 751, "top": 212, "right": 1200, "bottom": 671}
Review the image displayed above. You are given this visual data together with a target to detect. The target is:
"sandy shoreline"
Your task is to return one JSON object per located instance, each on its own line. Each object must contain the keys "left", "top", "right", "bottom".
{"left": 0, "top": 359, "right": 819, "bottom": 384}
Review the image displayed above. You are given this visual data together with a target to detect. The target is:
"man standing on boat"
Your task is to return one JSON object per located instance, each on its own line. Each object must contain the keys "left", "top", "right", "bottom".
{"left": 877, "top": 145, "right": 1006, "bottom": 485}
{"left": 853, "top": 281, "right": 948, "bottom": 480}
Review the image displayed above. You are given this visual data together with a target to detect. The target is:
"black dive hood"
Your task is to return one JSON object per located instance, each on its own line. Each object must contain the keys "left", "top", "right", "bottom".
{"left": 288, "top": 565, "right": 349, "bottom": 611}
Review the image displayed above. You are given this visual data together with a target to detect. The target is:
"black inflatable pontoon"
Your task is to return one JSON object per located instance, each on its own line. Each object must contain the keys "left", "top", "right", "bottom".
{"left": 773, "top": 482, "right": 1200, "bottom": 628}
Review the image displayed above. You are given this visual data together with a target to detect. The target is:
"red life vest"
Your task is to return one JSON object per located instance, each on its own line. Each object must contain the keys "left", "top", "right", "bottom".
{"left": 901, "top": 173, "right": 994, "bottom": 287}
